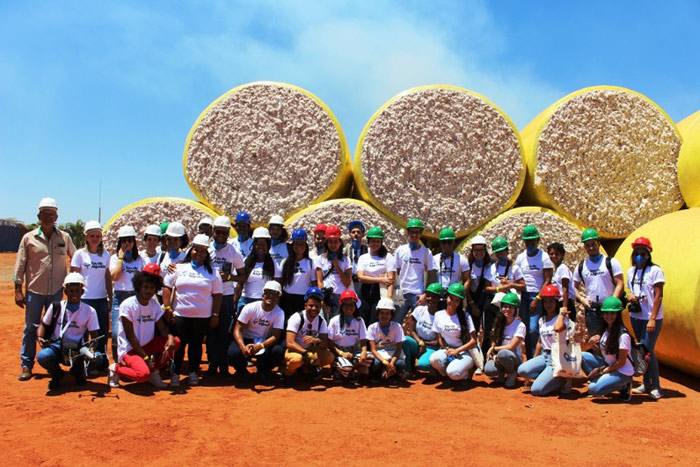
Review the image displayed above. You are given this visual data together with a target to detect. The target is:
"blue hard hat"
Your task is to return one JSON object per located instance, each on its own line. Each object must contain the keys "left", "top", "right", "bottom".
{"left": 291, "top": 229, "right": 308, "bottom": 241}
{"left": 347, "top": 220, "right": 366, "bottom": 232}
{"left": 235, "top": 212, "right": 251, "bottom": 224}
{"left": 304, "top": 286, "right": 324, "bottom": 302}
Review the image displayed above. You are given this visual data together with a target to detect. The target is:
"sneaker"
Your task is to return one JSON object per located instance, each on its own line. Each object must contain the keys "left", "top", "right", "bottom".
{"left": 495, "top": 374, "right": 506, "bottom": 384}
{"left": 234, "top": 370, "right": 251, "bottom": 384}
{"left": 474, "top": 367, "right": 483, "bottom": 376}
{"left": 560, "top": 378, "right": 573, "bottom": 394}
{"left": 259, "top": 371, "right": 273, "bottom": 385}
{"left": 188, "top": 371, "right": 199, "bottom": 386}
{"left": 18, "top": 366, "right": 32, "bottom": 381}
{"left": 505, "top": 372, "right": 517, "bottom": 388}
{"left": 620, "top": 382, "right": 632, "bottom": 402}
{"left": 148, "top": 372, "right": 167, "bottom": 389}
{"left": 108, "top": 364, "right": 120, "bottom": 388}
{"left": 632, "top": 383, "right": 647, "bottom": 394}
{"left": 649, "top": 389, "right": 663, "bottom": 400}
{"left": 170, "top": 372, "right": 180, "bottom": 387}
{"left": 48, "top": 370, "right": 64, "bottom": 390}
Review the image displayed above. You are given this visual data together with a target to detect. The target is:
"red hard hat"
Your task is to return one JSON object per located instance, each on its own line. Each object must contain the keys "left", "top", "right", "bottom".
{"left": 313, "top": 223, "right": 327, "bottom": 234}
{"left": 143, "top": 263, "right": 161, "bottom": 276}
{"left": 325, "top": 224, "right": 341, "bottom": 239}
{"left": 540, "top": 284, "right": 561, "bottom": 298}
{"left": 340, "top": 289, "right": 358, "bottom": 303}
{"left": 631, "top": 237, "right": 652, "bottom": 252}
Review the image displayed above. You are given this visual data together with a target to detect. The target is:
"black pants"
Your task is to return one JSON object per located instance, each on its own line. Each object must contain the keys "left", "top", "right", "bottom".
{"left": 228, "top": 338, "right": 284, "bottom": 375}
{"left": 481, "top": 303, "right": 500, "bottom": 358}
{"left": 361, "top": 283, "right": 380, "bottom": 325}
{"left": 280, "top": 292, "right": 305, "bottom": 321}
{"left": 172, "top": 316, "right": 209, "bottom": 374}
{"left": 206, "top": 295, "right": 234, "bottom": 373}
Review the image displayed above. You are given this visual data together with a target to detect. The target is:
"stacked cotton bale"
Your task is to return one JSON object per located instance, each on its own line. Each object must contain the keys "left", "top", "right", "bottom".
{"left": 183, "top": 81, "right": 352, "bottom": 224}
{"left": 285, "top": 199, "right": 404, "bottom": 252}
{"left": 677, "top": 110, "right": 700, "bottom": 207}
{"left": 103, "top": 197, "right": 221, "bottom": 252}
{"left": 520, "top": 86, "right": 683, "bottom": 239}
{"left": 354, "top": 85, "right": 525, "bottom": 240}
{"left": 615, "top": 209, "right": 700, "bottom": 377}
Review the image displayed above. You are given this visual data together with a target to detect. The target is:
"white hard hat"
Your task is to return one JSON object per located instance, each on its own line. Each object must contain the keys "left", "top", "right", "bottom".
{"left": 192, "top": 234, "right": 211, "bottom": 247}
{"left": 377, "top": 298, "right": 395, "bottom": 310}
{"left": 262, "top": 280, "right": 282, "bottom": 294}
{"left": 166, "top": 222, "right": 186, "bottom": 237}
{"left": 117, "top": 225, "right": 137, "bottom": 238}
{"left": 469, "top": 235, "right": 487, "bottom": 246}
{"left": 63, "top": 272, "right": 86, "bottom": 287}
{"left": 38, "top": 197, "right": 58, "bottom": 211}
{"left": 213, "top": 216, "right": 231, "bottom": 228}
{"left": 269, "top": 215, "right": 285, "bottom": 227}
{"left": 252, "top": 227, "right": 271, "bottom": 239}
{"left": 84, "top": 220, "right": 102, "bottom": 233}
{"left": 491, "top": 292, "right": 506, "bottom": 306}
{"left": 198, "top": 217, "right": 214, "bottom": 227}
{"left": 144, "top": 224, "right": 161, "bottom": 236}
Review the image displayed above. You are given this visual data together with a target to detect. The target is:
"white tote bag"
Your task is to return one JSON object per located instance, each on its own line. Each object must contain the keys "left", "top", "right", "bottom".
{"left": 468, "top": 345, "right": 484, "bottom": 371}
{"left": 551, "top": 323, "right": 582, "bottom": 378}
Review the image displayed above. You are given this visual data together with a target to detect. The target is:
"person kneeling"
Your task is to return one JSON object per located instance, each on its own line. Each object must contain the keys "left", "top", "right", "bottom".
{"left": 367, "top": 298, "right": 406, "bottom": 383}
{"left": 37, "top": 273, "right": 104, "bottom": 390}
{"left": 328, "top": 289, "right": 372, "bottom": 383}
{"left": 109, "top": 264, "right": 180, "bottom": 389}
{"left": 484, "top": 293, "right": 526, "bottom": 388}
{"left": 284, "top": 287, "right": 335, "bottom": 382}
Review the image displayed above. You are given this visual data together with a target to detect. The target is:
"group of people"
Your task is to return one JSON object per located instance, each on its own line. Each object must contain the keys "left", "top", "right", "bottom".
{"left": 13, "top": 197, "right": 666, "bottom": 401}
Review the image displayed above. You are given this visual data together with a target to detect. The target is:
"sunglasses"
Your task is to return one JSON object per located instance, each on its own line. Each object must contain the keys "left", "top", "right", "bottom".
{"left": 214, "top": 229, "right": 229, "bottom": 235}
{"left": 263, "top": 290, "right": 281, "bottom": 297}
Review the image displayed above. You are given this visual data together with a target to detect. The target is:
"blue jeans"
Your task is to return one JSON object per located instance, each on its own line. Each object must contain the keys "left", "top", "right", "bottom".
{"left": 520, "top": 291, "right": 542, "bottom": 360}
{"left": 402, "top": 337, "right": 436, "bottom": 372}
{"left": 82, "top": 298, "right": 109, "bottom": 365}
{"left": 430, "top": 349, "right": 475, "bottom": 380}
{"left": 111, "top": 291, "right": 134, "bottom": 361}
{"left": 484, "top": 349, "right": 521, "bottom": 378}
{"left": 630, "top": 317, "right": 663, "bottom": 391}
{"left": 37, "top": 341, "right": 105, "bottom": 380}
{"left": 21, "top": 290, "right": 63, "bottom": 369}
{"left": 206, "top": 295, "right": 235, "bottom": 373}
{"left": 582, "top": 352, "right": 632, "bottom": 395}
{"left": 517, "top": 351, "right": 563, "bottom": 396}
{"left": 397, "top": 293, "right": 419, "bottom": 324}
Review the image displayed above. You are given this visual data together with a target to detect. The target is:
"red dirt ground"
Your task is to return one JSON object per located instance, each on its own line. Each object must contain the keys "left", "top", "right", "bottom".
{"left": 1, "top": 253, "right": 698, "bottom": 466}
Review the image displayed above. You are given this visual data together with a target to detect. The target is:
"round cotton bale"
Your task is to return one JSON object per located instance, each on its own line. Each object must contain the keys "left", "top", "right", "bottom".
{"left": 354, "top": 85, "right": 525, "bottom": 240}
{"left": 520, "top": 86, "right": 683, "bottom": 239}
{"left": 677, "top": 110, "right": 700, "bottom": 207}
{"left": 615, "top": 208, "right": 700, "bottom": 377}
{"left": 285, "top": 198, "right": 404, "bottom": 252}
{"left": 183, "top": 81, "right": 352, "bottom": 223}
{"left": 103, "top": 197, "right": 222, "bottom": 252}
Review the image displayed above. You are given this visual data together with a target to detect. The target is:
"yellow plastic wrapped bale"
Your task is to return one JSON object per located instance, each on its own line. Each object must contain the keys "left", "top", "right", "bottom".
{"left": 615, "top": 208, "right": 700, "bottom": 377}
{"left": 677, "top": 110, "right": 700, "bottom": 207}
{"left": 285, "top": 198, "right": 404, "bottom": 252}
{"left": 354, "top": 85, "right": 525, "bottom": 241}
{"left": 520, "top": 86, "right": 683, "bottom": 239}
{"left": 103, "top": 197, "right": 222, "bottom": 253}
{"left": 183, "top": 81, "right": 352, "bottom": 223}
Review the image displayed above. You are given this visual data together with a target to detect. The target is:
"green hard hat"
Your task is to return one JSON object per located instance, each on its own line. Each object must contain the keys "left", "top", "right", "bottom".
{"left": 366, "top": 226, "right": 384, "bottom": 239}
{"left": 581, "top": 228, "right": 601, "bottom": 242}
{"left": 446, "top": 282, "right": 466, "bottom": 299}
{"left": 501, "top": 292, "right": 520, "bottom": 307}
{"left": 522, "top": 224, "right": 540, "bottom": 240}
{"left": 425, "top": 282, "right": 444, "bottom": 296}
{"left": 406, "top": 218, "right": 424, "bottom": 230}
{"left": 600, "top": 296, "right": 623, "bottom": 313}
{"left": 439, "top": 228, "right": 456, "bottom": 241}
{"left": 159, "top": 222, "right": 169, "bottom": 235}
{"left": 492, "top": 236, "right": 509, "bottom": 253}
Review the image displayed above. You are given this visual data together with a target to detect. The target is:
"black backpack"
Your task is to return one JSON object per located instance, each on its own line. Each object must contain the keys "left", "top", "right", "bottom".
{"left": 577, "top": 256, "right": 628, "bottom": 307}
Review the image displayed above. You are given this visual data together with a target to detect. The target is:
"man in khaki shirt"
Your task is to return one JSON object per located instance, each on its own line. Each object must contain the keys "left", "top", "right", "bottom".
{"left": 13, "top": 198, "right": 76, "bottom": 380}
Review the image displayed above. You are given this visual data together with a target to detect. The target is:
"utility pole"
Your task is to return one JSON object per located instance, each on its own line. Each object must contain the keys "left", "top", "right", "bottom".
{"left": 98, "top": 179, "right": 102, "bottom": 223}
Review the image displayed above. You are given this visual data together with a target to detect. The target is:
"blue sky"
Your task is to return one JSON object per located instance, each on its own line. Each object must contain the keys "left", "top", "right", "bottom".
{"left": 1, "top": 1, "right": 699, "bottom": 225}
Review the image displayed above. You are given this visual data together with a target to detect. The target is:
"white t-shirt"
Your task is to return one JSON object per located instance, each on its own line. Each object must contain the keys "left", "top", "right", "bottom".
{"left": 600, "top": 329, "right": 635, "bottom": 376}
{"left": 573, "top": 256, "right": 623, "bottom": 304}
{"left": 286, "top": 310, "right": 328, "bottom": 350}
{"left": 164, "top": 263, "right": 223, "bottom": 318}
{"left": 515, "top": 250, "right": 554, "bottom": 293}
{"left": 411, "top": 305, "right": 438, "bottom": 342}
{"left": 551, "top": 263, "right": 576, "bottom": 300}
{"left": 538, "top": 314, "right": 567, "bottom": 351}
{"left": 140, "top": 250, "right": 160, "bottom": 265}
{"left": 356, "top": 252, "right": 397, "bottom": 279}
{"left": 270, "top": 242, "right": 289, "bottom": 266}
{"left": 71, "top": 249, "right": 111, "bottom": 299}
{"left": 395, "top": 245, "right": 436, "bottom": 295}
{"left": 229, "top": 237, "right": 254, "bottom": 259}
{"left": 488, "top": 261, "right": 524, "bottom": 287}
{"left": 237, "top": 301, "right": 285, "bottom": 340}
{"left": 327, "top": 315, "right": 367, "bottom": 349}
{"left": 243, "top": 260, "right": 282, "bottom": 299}
{"left": 366, "top": 321, "right": 405, "bottom": 358}
{"left": 627, "top": 265, "right": 665, "bottom": 320}
{"left": 468, "top": 262, "right": 494, "bottom": 293}
{"left": 314, "top": 255, "right": 352, "bottom": 294}
{"left": 209, "top": 243, "right": 245, "bottom": 296}
{"left": 116, "top": 295, "right": 164, "bottom": 361}
{"left": 501, "top": 319, "right": 527, "bottom": 359}
{"left": 42, "top": 301, "right": 99, "bottom": 343}
{"left": 434, "top": 252, "right": 470, "bottom": 289}
{"left": 281, "top": 257, "right": 316, "bottom": 295}
{"left": 110, "top": 255, "right": 145, "bottom": 292}
{"left": 431, "top": 310, "right": 476, "bottom": 349}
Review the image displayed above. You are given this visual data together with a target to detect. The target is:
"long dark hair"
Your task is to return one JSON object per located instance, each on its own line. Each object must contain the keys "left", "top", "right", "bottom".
{"left": 117, "top": 237, "right": 139, "bottom": 263}
{"left": 629, "top": 251, "right": 656, "bottom": 268}
{"left": 244, "top": 238, "right": 275, "bottom": 281}
{"left": 183, "top": 246, "right": 213, "bottom": 274}
{"left": 491, "top": 310, "right": 507, "bottom": 347}
{"left": 468, "top": 248, "right": 492, "bottom": 268}
{"left": 271, "top": 227, "right": 289, "bottom": 243}
{"left": 132, "top": 271, "right": 163, "bottom": 292}
{"left": 323, "top": 239, "right": 346, "bottom": 260}
{"left": 453, "top": 297, "right": 470, "bottom": 342}
{"left": 369, "top": 239, "right": 388, "bottom": 258}
{"left": 598, "top": 312, "right": 625, "bottom": 356}
{"left": 281, "top": 242, "right": 310, "bottom": 287}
